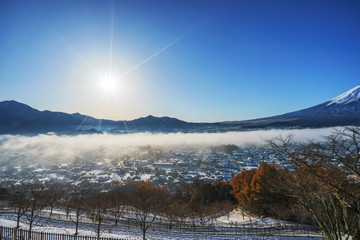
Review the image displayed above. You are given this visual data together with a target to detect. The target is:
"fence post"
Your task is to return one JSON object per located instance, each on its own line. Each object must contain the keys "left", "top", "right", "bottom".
{"left": 13, "top": 227, "right": 17, "bottom": 240}
{"left": 0, "top": 226, "right": 2, "bottom": 240}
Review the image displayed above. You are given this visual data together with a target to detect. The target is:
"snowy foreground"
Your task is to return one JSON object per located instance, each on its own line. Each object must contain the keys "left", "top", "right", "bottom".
{"left": 0, "top": 209, "right": 323, "bottom": 240}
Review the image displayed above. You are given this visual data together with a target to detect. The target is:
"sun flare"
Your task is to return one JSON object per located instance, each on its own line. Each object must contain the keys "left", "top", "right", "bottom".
{"left": 99, "top": 74, "right": 119, "bottom": 94}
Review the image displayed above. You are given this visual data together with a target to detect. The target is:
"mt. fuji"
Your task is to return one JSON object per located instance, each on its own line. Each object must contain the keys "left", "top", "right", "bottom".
{"left": 232, "top": 86, "right": 360, "bottom": 128}
{"left": 277, "top": 86, "right": 360, "bottom": 117}
{"left": 327, "top": 86, "right": 360, "bottom": 106}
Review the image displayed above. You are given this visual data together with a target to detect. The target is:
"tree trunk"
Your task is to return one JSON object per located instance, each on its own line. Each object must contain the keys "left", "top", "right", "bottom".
{"left": 75, "top": 208, "right": 80, "bottom": 236}
{"left": 66, "top": 207, "right": 69, "bottom": 219}
{"left": 29, "top": 220, "right": 33, "bottom": 240}
{"left": 75, "top": 221, "right": 79, "bottom": 236}
{"left": 142, "top": 228, "right": 146, "bottom": 240}
{"left": 50, "top": 205, "right": 53, "bottom": 217}
{"left": 96, "top": 216, "right": 102, "bottom": 240}
{"left": 16, "top": 209, "right": 21, "bottom": 228}
{"left": 28, "top": 205, "right": 36, "bottom": 240}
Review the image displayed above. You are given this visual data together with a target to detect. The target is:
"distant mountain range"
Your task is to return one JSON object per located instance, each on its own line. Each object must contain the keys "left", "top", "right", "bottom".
{"left": 1, "top": 86, "right": 360, "bottom": 135}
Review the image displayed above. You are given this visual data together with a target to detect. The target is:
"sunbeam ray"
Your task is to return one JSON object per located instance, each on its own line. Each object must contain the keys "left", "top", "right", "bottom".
{"left": 109, "top": 0, "right": 114, "bottom": 74}
{"left": 52, "top": 32, "right": 102, "bottom": 77}
{"left": 118, "top": 31, "right": 190, "bottom": 79}
{"left": 77, "top": 115, "right": 90, "bottom": 130}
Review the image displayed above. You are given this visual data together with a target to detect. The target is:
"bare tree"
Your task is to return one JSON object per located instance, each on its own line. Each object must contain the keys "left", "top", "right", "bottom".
{"left": 10, "top": 182, "right": 31, "bottom": 228}
{"left": 268, "top": 127, "right": 360, "bottom": 239}
{"left": 45, "top": 183, "right": 64, "bottom": 217}
{"left": 67, "top": 185, "right": 89, "bottom": 236}
{"left": 164, "top": 201, "right": 183, "bottom": 230}
{"left": 25, "top": 184, "right": 49, "bottom": 239}
{"left": 129, "top": 182, "right": 168, "bottom": 240}
{"left": 107, "top": 189, "right": 126, "bottom": 226}
{"left": 86, "top": 188, "right": 110, "bottom": 240}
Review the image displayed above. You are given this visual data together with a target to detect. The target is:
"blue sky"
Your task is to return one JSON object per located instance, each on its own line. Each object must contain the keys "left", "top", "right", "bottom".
{"left": 0, "top": 0, "right": 359, "bottom": 122}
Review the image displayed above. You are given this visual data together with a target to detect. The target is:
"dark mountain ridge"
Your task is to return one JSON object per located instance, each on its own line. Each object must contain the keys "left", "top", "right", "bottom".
{"left": 1, "top": 86, "right": 360, "bottom": 134}
{"left": 0, "top": 100, "right": 221, "bottom": 134}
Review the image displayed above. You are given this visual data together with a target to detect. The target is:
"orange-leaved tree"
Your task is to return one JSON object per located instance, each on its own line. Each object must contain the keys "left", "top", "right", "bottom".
{"left": 229, "top": 169, "right": 256, "bottom": 209}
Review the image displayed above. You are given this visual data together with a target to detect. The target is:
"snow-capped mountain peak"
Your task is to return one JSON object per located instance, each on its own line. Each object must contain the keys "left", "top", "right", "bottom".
{"left": 327, "top": 85, "right": 360, "bottom": 106}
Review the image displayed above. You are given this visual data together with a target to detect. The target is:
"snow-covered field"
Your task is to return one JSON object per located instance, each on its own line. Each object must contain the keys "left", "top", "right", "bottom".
{"left": 0, "top": 208, "right": 323, "bottom": 240}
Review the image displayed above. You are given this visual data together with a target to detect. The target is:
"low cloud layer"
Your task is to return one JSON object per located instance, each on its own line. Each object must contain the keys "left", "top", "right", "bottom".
{"left": 0, "top": 128, "right": 339, "bottom": 164}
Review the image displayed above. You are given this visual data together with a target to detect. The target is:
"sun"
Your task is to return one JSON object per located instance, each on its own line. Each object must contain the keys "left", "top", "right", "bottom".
{"left": 99, "top": 74, "right": 119, "bottom": 94}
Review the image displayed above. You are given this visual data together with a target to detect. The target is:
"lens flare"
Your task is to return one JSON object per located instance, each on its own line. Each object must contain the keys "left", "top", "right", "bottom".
{"left": 99, "top": 74, "right": 119, "bottom": 94}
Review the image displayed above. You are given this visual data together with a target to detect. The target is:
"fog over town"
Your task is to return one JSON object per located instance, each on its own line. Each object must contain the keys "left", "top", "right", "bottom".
{"left": 0, "top": 127, "right": 339, "bottom": 189}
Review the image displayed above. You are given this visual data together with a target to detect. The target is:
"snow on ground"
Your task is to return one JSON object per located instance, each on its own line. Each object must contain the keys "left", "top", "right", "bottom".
{"left": 213, "top": 208, "right": 289, "bottom": 227}
{"left": 215, "top": 208, "right": 255, "bottom": 224}
{"left": 0, "top": 214, "right": 136, "bottom": 239}
{"left": 255, "top": 218, "right": 290, "bottom": 226}
{"left": 0, "top": 212, "right": 323, "bottom": 240}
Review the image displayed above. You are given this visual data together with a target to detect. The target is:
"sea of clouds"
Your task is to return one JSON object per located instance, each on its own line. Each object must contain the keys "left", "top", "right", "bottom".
{"left": 0, "top": 127, "right": 341, "bottom": 164}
